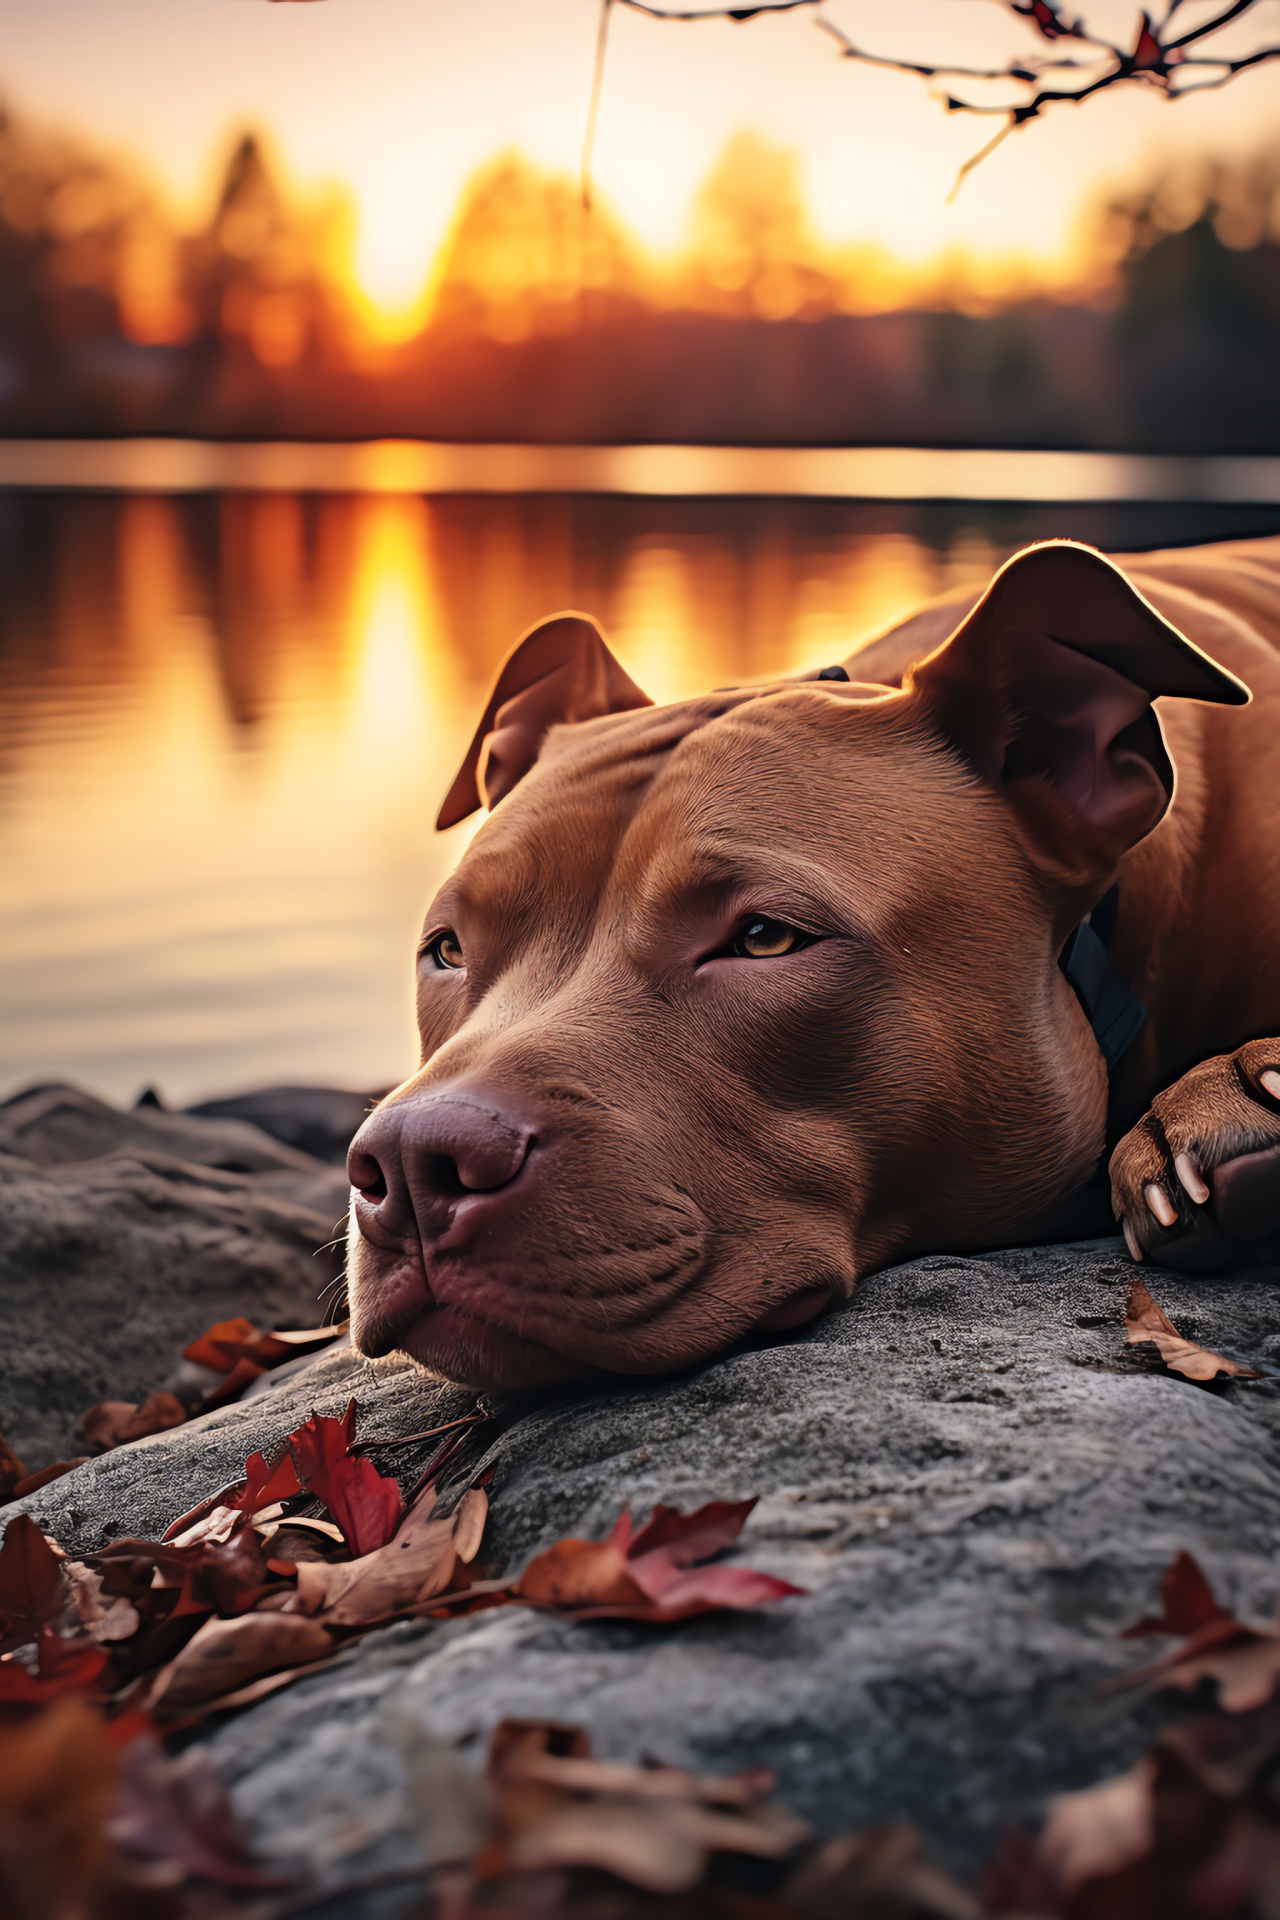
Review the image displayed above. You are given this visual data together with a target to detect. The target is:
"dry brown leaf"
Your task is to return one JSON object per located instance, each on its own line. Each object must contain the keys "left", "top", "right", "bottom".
{"left": 783, "top": 1824, "right": 979, "bottom": 1919}
{"left": 1160, "top": 1632, "right": 1280, "bottom": 1713}
{"left": 1125, "top": 1280, "right": 1260, "bottom": 1381}
{"left": 109, "top": 1733, "right": 295, "bottom": 1890}
{"left": 1038, "top": 1756, "right": 1156, "bottom": 1892}
{"left": 290, "top": 1485, "right": 487, "bottom": 1628}
{"left": 0, "top": 1515, "right": 68, "bottom": 1654}
{"left": 82, "top": 1395, "right": 187, "bottom": 1454}
{"left": 11, "top": 1459, "right": 87, "bottom": 1498}
{"left": 155, "top": 1651, "right": 349, "bottom": 1733}
{"left": 0, "top": 1431, "right": 27, "bottom": 1501}
{"left": 64, "top": 1562, "right": 142, "bottom": 1644}
{"left": 148, "top": 1610, "right": 335, "bottom": 1720}
{"left": 0, "top": 1694, "right": 123, "bottom": 1919}
{"left": 168, "top": 1504, "right": 247, "bottom": 1551}
{"left": 481, "top": 1719, "right": 808, "bottom": 1896}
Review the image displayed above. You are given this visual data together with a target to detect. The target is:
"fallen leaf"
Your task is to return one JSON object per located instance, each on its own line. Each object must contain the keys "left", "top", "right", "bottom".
{"left": 318, "top": 1454, "right": 404, "bottom": 1556}
{"left": 1156, "top": 1633, "right": 1280, "bottom": 1714}
{"left": 188, "top": 1319, "right": 344, "bottom": 1374}
{"left": 0, "top": 1694, "right": 121, "bottom": 1918}
{"left": 167, "top": 1505, "right": 249, "bottom": 1551}
{"left": 1038, "top": 1756, "right": 1157, "bottom": 1893}
{"left": 0, "top": 1432, "right": 27, "bottom": 1501}
{"left": 233, "top": 1443, "right": 304, "bottom": 1516}
{"left": 1125, "top": 1280, "right": 1260, "bottom": 1381}
{"left": 183, "top": 1316, "right": 259, "bottom": 1370}
{"left": 80, "top": 1391, "right": 187, "bottom": 1452}
{"left": 1113, "top": 1552, "right": 1280, "bottom": 1710}
{"left": 0, "top": 1516, "right": 67, "bottom": 1654}
{"left": 512, "top": 1529, "right": 645, "bottom": 1611}
{"left": 148, "top": 1611, "right": 335, "bottom": 1720}
{"left": 0, "top": 1628, "right": 111, "bottom": 1709}
{"left": 11, "top": 1458, "right": 87, "bottom": 1497}
{"left": 163, "top": 1444, "right": 301, "bottom": 1542}
{"left": 155, "top": 1651, "right": 348, "bottom": 1732}
{"left": 65, "top": 1562, "right": 143, "bottom": 1644}
{"left": 196, "top": 1357, "right": 267, "bottom": 1411}
{"left": 289, "top": 1401, "right": 402, "bottom": 1553}
{"left": 162, "top": 1400, "right": 396, "bottom": 1550}
{"left": 480, "top": 1718, "right": 809, "bottom": 1895}
{"left": 256, "top": 1518, "right": 346, "bottom": 1566}
{"left": 1163, "top": 1690, "right": 1280, "bottom": 1798}
{"left": 784, "top": 1824, "right": 978, "bottom": 1919}
{"left": 79, "top": 1401, "right": 137, "bottom": 1451}
{"left": 509, "top": 1500, "right": 806, "bottom": 1623}
{"left": 291, "top": 1485, "right": 488, "bottom": 1627}
{"left": 109, "top": 1733, "right": 295, "bottom": 1888}
{"left": 288, "top": 1400, "right": 356, "bottom": 1484}
{"left": 1122, "top": 1550, "right": 1232, "bottom": 1639}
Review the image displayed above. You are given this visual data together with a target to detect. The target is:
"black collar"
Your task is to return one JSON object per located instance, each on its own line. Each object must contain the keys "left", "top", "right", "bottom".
{"left": 1058, "top": 885, "right": 1147, "bottom": 1072}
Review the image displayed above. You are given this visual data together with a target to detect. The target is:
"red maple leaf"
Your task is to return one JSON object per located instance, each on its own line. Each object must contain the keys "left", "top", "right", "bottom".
{"left": 1122, "top": 1552, "right": 1232, "bottom": 1640}
{"left": 0, "top": 1629, "right": 110, "bottom": 1707}
{"left": 289, "top": 1402, "right": 402, "bottom": 1554}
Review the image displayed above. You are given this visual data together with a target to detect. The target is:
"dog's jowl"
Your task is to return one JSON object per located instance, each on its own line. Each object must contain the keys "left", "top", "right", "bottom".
{"left": 345, "top": 537, "right": 1280, "bottom": 1390}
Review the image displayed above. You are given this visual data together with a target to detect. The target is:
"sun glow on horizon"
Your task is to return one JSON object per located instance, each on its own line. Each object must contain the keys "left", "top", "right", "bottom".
{"left": 3, "top": 0, "right": 1280, "bottom": 355}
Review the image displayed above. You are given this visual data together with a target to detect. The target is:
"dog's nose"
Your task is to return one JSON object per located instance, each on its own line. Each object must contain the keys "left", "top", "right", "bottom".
{"left": 348, "top": 1086, "right": 536, "bottom": 1242}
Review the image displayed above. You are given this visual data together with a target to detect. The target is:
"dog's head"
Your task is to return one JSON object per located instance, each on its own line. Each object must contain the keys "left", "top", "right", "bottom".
{"left": 346, "top": 542, "right": 1247, "bottom": 1390}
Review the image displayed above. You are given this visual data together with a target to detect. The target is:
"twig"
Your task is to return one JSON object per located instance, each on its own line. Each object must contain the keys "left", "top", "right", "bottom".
{"left": 947, "top": 117, "right": 1017, "bottom": 203}
{"left": 580, "top": 0, "right": 1280, "bottom": 201}
{"left": 359, "top": 1409, "right": 491, "bottom": 1451}
{"left": 581, "top": 0, "right": 615, "bottom": 208}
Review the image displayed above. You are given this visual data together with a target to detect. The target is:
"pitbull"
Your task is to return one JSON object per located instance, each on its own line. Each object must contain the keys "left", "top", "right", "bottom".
{"left": 346, "top": 536, "right": 1280, "bottom": 1391}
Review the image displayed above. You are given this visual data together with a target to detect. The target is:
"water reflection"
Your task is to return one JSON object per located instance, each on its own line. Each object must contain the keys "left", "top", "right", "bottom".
{"left": 0, "top": 490, "right": 1272, "bottom": 1106}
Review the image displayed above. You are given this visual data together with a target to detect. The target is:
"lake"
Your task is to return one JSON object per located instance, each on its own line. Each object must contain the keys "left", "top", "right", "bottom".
{"left": 3, "top": 452, "right": 1277, "bottom": 1109}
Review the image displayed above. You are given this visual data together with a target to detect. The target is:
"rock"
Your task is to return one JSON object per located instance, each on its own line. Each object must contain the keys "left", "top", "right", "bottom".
{"left": 184, "top": 1085, "right": 388, "bottom": 1167}
{"left": 6, "top": 1237, "right": 1280, "bottom": 1913}
{"left": 0, "top": 1085, "right": 350, "bottom": 1466}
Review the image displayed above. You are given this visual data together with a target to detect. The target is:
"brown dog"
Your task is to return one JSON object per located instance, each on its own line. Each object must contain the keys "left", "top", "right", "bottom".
{"left": 346, "top": 536, "right": 1280, "bottom": 1391}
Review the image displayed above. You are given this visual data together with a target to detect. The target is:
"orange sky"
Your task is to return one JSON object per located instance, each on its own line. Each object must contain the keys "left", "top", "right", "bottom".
{"left": 3, "top": 0, "right": 1279, "bottom": 324}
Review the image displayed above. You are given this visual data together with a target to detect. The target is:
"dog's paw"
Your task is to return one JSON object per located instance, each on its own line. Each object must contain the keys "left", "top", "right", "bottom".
{"left": 1110, "top": 1039, "right": 1280, "bottom": 1272}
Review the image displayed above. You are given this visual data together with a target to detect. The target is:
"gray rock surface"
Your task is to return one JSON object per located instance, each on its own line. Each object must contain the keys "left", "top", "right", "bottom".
{"left": 0, "top": 1085, "right": 350, "bottom": 1465}
{"left": 185, "top": 1084, "right": 385, "bottom": 1166}
{"left": 7, "top": 1236, "right": 1280, "bottom": 1912}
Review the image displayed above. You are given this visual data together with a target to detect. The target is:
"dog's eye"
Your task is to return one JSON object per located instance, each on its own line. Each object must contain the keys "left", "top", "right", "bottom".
{"left": 425, "top": 930, "right": 464, "bottom": 970}
{"left": 733, "top": 917, "right": 808, "bottom": 959}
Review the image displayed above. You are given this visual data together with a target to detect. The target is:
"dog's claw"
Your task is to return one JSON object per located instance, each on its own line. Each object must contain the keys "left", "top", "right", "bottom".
{"left": 1144, "top": 1182, "right": 1179, "bottom": 1228}
{"left": 1262, "top": 1069, "right": 1280, "bottom": 1101}
{"left": 1122, "top": 1217, "right": 1143, "bottom": 1261}
{"left": 1174, "top": 1152, "right": 1210, "bottom": 1206}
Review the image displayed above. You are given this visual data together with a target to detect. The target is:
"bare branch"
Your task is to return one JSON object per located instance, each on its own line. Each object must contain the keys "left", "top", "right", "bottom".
{"left": 816, "top": 13, "right": 1097, "bottom": 83}
{"left": 1166, "top": 0, "right": 1264, "bottom": 51}
{"left": 582, "top": 0, "right": 614, "bottom": 209}
{"left": 946, "top": 116, "right": 1017, "bottom": 202}
{"left": 579, "top": 0, "right": 1280, "bottom": 204}
{"left": 615, "top": 0, "right": 821, "bottom": 18}
{"left": 1168, "top": 43, "right": 1280, "bottom": 90}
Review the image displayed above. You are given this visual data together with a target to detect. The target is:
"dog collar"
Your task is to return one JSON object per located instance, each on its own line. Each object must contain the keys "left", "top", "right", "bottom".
{"left": 1058, "top": 885, "right": 1147, "bottom": 1071}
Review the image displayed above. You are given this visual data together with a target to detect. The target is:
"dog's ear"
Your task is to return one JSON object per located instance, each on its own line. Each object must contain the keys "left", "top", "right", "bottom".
{"left": 909, "top": 541, "right": 1250, "bottom": 882}
{"left": 436, "top": 612, "right": 653, "bottom": 829}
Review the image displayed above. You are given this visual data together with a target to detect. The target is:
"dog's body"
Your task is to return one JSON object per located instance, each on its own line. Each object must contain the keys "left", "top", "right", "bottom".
{"left": 347, "top": 535, "right": 1280, "bottom": 1390}
{"left": 849, "top": 538, "right": 1280, "bottom": 1152}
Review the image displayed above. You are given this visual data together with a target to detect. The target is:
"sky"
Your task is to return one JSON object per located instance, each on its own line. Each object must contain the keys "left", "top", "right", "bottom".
{"left": 2, "top": 0, "right": 1279, "bottom": 315}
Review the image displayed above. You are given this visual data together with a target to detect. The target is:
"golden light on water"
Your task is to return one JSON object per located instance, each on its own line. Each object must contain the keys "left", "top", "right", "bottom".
{"left": 344, "top": 501, "right": 438, "bottom": 770}
{"left": 0, "top": 488, "right": 1031, "bottom": 1105}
